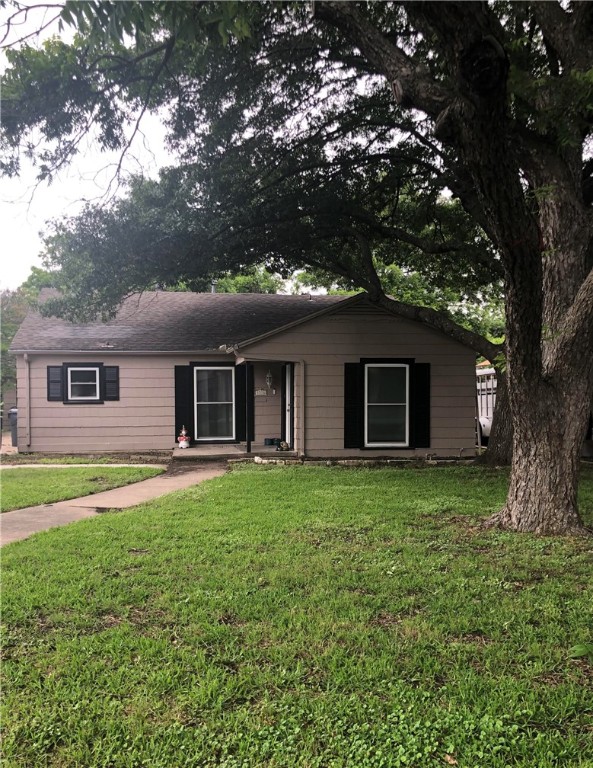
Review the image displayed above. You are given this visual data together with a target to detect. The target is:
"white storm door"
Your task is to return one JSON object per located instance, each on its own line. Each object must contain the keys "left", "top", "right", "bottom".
{"left": 194, "top": 367, "right": 235, "bottom": 441}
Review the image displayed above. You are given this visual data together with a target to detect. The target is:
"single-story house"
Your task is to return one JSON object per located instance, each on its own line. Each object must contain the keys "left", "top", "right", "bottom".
{"left": 9, "top": 291, "right": 477, "bottom": 457}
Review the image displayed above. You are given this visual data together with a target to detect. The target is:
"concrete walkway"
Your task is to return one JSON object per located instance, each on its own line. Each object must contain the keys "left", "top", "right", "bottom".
{"left": 1, "top": 463, "right": 227, "bottom": 546}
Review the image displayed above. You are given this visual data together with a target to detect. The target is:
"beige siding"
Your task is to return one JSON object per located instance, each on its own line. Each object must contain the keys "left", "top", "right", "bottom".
{"left": 17, "top": 303, "right": 477, "bottom": 457}
{"left": 242, "top": 307, "right": 477, "bottom": 458}
{"left": 16, "top": 354, "right": 222, "bottom": 453}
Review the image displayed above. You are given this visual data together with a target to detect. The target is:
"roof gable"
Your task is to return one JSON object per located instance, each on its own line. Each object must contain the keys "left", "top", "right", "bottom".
{"left": 235, "top": 292, "right": 371, "bottom": 349}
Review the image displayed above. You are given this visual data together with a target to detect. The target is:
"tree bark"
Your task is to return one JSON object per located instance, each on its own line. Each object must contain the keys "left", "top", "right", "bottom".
{"left": 486, "top": 377, "right": 592, "bottom": 535}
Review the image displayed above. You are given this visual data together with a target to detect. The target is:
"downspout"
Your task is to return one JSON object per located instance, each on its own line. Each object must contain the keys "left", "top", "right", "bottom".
{"left": 23, "top": 353, "right": 31, "bottom": 447}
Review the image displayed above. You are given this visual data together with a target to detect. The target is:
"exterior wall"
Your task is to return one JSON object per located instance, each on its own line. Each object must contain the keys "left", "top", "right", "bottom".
{"left": 16, "top": 303, "right": 477, "bottom": 456}
{"left": 16, "top": 353, "right": 222, "bottom": 453}
{"left": 242, "top": 305, "right": 477, "bottom": 458}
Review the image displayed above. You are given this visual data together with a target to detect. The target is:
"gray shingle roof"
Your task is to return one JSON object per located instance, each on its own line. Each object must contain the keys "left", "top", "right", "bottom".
{"left": 10, "top": 292, "right": 345, "bottom": 353}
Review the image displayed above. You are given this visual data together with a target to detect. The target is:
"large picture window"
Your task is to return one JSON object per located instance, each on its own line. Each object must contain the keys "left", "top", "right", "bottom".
{"left": 194, "top": 367, "right": 235, "bottom": 440}
{"left": 364, "top": 363, "right": 409, "bottom": 447}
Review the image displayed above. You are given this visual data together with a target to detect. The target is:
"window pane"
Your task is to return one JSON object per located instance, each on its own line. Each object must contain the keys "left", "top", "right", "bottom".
{"left": 71, "top": 369, "right": 98, "bottom": 384}
{"left": 197, "top": 370, "right": 233, "bottom": 402}
{"left": 71, "top": 383, "right": 98, "bottom": 398}
{"left": 69, "top": 368, "right": 99, "bottom": 399}
{"left": 197, "top": 404, "right": 233, "bottom": 438}
{"left": 367, "top": 367, "right": 406, "bottom": 403}
{"left": 367, "top": 405, "right": 406, "bottom": 443}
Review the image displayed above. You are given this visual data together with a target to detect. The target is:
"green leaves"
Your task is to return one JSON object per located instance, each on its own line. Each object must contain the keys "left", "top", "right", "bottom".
{"left": 59, "top": 1, "right": 252, "bottom": 46}
{"left": 568, "top": 642, "right": 593, "bottom": 661}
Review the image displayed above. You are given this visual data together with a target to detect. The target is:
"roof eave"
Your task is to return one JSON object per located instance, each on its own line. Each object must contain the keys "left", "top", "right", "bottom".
{"left": 9, "top": 348, "right": 227, "bottom": 356}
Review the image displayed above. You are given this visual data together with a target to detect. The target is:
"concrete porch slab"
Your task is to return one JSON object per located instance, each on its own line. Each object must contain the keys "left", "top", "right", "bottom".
{"left": 172, "top": 443, "right": 297, "bottom": 461}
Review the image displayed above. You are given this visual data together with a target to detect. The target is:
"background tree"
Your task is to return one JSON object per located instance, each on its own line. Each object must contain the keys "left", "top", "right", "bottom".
{"left": 214, "top": 267, "right": 284, "bottom": 295}
{"left": 171, "top": 265, "right": 284, "bottom": 294}
{"left": 0, "top": 267, "right": 56, "bottom": 406}
{"left": 2, "top": 1, "right": 592, "bottom": 533}
{"left": 1, "top": 289, "right": 28, "bottom": 405}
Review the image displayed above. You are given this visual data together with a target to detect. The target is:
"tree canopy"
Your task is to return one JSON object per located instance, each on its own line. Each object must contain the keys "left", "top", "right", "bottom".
{"left": 2, "top": 2, "right": 502, "bottom": 357}
{"left": 2, "top": 1, "right": 592, "bottom": 534}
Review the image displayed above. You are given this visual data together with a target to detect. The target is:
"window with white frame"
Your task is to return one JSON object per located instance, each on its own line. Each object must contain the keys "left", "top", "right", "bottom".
{"left": 194, "top": 366, "right": 235, "bottom": 440}
{"left": 365, "top": 363, "right": 409, "bottom": 446}
{"left": 47, "top": 363, "right": 119, "bottom": 404}
{"left": 67, "top": 367, "right": 100, "bottom": 401}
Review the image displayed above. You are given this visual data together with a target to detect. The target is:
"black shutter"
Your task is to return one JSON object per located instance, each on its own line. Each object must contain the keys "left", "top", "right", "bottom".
{"left": 47, "top": 366, "right": 64, "bottom": 401}
{"left": 235, "top": 364, "right": 253, "bottom": 442}
{"left": 410, "top": 363, "right": 431, "bottom": 448}
{"left": 103, "top": 366, "right": 120, "bottom": 401}
{"left": 175, "top": 365, "right": 194, "bottom": 442}
{"left": 344, "top": 363, "right": 364, "bottom": 448}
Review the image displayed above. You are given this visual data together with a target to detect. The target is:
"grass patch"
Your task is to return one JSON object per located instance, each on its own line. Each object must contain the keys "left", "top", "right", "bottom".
{"left": 2, "top": 465, "right": 592, "bottom": 767}
{"left": 0, "top": 452, "right": 169, "bottom": 465}
{"left": 0, "top": 466, "right": 164, "bottom": 512}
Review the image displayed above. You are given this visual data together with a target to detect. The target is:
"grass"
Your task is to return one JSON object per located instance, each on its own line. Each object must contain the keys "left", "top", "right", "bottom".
{"left": 2, "top": 464, "right": 592, "bottom": 768}
{"left": 0, "top": 466, "right": 164, "bottom": 512}
{"left": 0, "top": 452, "right": 170, "bottom": 465}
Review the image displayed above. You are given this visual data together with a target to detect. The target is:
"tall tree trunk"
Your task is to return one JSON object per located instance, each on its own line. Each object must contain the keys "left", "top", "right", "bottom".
{"left": 487, "top": 376, "right": 592, "bottom": 535}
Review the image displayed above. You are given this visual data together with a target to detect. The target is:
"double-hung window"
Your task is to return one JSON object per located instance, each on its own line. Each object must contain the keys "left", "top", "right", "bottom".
{"left": 344, "top": 359, "right": 430, "bottom": 450}
{"left": 47, "top": 363, "right": 120, "bottom": 404}
{"left": 67, "top": 367, "right": 100, "bottom": 401}
{"left": 364, "top": 363, "right": 409, "bottom": 447}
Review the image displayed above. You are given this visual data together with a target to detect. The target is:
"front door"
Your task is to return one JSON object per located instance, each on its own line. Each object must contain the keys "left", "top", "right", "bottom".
{"left": 194, "top": 367, "right": 235, "bottom": 441}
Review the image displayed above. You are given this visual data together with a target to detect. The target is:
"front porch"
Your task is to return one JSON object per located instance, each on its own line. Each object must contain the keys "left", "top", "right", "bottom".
{"left": 176, "top": 360, "right": 297, "bottom": 458}
{"left": 172, "top": 441, "right": 298, "bottom": 461}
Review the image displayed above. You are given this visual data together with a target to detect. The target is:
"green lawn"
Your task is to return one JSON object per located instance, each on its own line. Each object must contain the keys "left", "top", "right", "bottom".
{"left": 0, "top": 466, "right": 164, "bottom": 512}
{"left": 2, "top": 465, "right": 592, "bottom": 768}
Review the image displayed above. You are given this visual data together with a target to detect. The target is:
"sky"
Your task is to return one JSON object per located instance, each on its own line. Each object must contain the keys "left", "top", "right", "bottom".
{"left": 0, "top": 120, "right": 168, "bottom": 290}
{"left": 0, "top": 2, "right": 169, "bottom": 291}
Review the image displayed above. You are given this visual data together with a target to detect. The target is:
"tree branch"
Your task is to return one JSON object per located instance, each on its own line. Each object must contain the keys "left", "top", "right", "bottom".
{"left": 375, "top": 293, "right": 502, "bottom": 362}
{"left": 0, "top": 3, "right": 63, "bottom": 47}
{"left": 306, "top": 230, "right": 502, "bottom": 362}
{"left": 314, "top": 1, "right": 451, "bottom": 119}
{"left": 550, "top": 265, "right": 593, "bottom": 375}
{"left": 104, "top": 35, "right": 176, "bottom": 193}
{"left": 531, "top": 3, "right": 572, "bottom": 70}
{"left": 570, "top": 2, "right": 593, "bottom": 69}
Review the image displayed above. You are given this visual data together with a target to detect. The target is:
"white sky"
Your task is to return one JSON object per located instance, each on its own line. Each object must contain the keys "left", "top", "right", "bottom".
{"left": 0, "top": 2, "right": 169, "bottom": 291}
{"left": 0, "top": 121, "right": 169, "bottom": 290}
